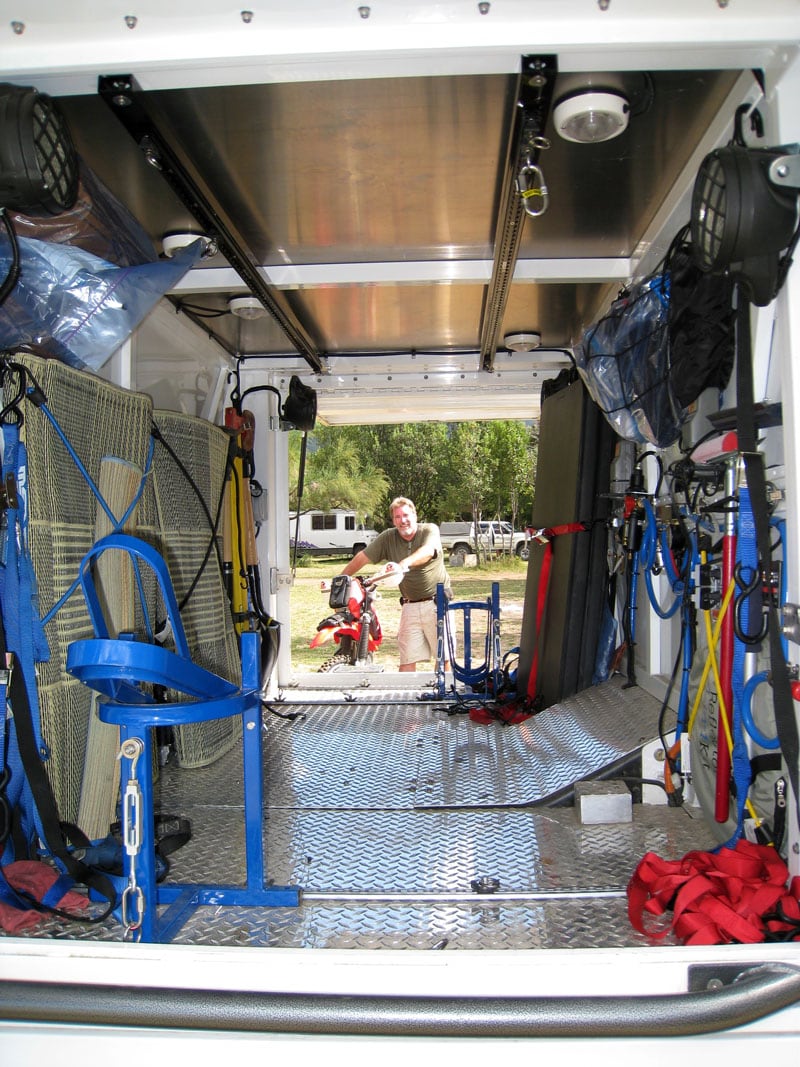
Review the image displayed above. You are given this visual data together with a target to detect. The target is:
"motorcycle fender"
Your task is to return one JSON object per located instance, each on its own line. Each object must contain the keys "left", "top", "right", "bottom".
{"left": 310, "top": 625, "right": 360, "bottom": 649}
{"left": 310, "top": 627, "right": 337, "bottom": 648}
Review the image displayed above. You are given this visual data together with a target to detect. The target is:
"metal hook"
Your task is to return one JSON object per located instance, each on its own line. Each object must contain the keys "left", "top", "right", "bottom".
{"left": 734, "top": 561, "right": 769, "bottom": 645}
{"left": 0, "top": 361, "right": 27, "bottom": 426}
{"left": 517, "top": 162, "right": 549, "bottom": 217}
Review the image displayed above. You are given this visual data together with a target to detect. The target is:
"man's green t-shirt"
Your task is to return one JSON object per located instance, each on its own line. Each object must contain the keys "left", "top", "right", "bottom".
{"left": 364, "top": 523, "right": 451, "bottom": 600}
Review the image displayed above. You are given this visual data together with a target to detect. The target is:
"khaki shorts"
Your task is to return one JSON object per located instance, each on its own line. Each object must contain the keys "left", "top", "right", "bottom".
{"left": 397, "top": 600, "right": 455, "bottom": 666}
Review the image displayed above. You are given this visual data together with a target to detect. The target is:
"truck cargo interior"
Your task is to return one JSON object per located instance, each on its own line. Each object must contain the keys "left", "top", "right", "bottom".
{"left": 2, "top": 1, "right": 800, "bottom": 1055}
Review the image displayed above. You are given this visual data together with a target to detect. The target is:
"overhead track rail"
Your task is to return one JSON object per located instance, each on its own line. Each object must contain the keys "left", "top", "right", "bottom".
{"left": 479, "top": 55, "right": 557, "bottom": 373}
{"left": 98, "top": 74, "right": 326, "bottom": 375}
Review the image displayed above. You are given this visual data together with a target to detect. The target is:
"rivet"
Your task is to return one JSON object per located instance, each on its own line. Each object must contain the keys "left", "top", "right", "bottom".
{"left": 241, "top": 9, "right": 254, "bottom": 22}
{"left": 124, "top": 14, "right": 138, "bottom": 29}
{"left": 478, "top": 1, "right": 491, "bottom": 12}
{"left": 10, "top": 20, "right": 25, "bottom": 34}
{"left": 358, "top": 5, "right": 371, "bottom": 18}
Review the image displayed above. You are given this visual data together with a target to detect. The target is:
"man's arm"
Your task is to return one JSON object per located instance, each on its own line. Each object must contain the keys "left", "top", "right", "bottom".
{"left": 403, "top": 525, "right": 441, "bottom": 571}
{"left": 341, "top": 549, "right": 371, "bottom": 576}
{"left": 402, "top": 544, "right": 437, "bottom": 571}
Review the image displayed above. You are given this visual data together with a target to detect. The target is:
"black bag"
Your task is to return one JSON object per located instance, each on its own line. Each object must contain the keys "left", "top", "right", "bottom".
{"left": 329, "top": 574, "right": 352, "bottom": 610}
{"left": 574, "top": 225, "right": 734, "bottom": 448}
{"left": 666, "top": 225, "right": 735, "bottom": 408}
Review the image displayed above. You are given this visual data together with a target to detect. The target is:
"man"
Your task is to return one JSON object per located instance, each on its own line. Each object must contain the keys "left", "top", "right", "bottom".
{"left": 340, "top": 497, "right": 452, "bottom": 672}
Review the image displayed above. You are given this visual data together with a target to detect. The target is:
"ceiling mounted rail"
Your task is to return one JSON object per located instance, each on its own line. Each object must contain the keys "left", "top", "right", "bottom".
{"left": 98, "top": 74, "right": 326, "bottom": 375}
{"left": 478, "top": 55, "right": 558, "bottom": 373}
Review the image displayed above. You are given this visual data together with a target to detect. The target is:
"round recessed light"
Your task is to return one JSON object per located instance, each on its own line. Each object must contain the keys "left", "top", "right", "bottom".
{"left": 228, "top": 295, "right": 267, "bottom": 320}
{"left": 162, "top": 232, "right": 212, "bottom": 257}
{"left": 504, "top": 332, "right": 542, "bottom": 351}
{"left": 553, "top": 90, "right": 629, "bottom": 144}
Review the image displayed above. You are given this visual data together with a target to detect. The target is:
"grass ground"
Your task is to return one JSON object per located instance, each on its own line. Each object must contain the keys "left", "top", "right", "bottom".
{"left": 289, "top": 555, "right": 529, "bottom": 672}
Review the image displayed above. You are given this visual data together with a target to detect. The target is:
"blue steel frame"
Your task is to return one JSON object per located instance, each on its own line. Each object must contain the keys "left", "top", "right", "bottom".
{"left": 65, "top": 534, "right": 300, "bottom": 943}
{"left": 435, "top": 581, "right": 502, "bottom": 699}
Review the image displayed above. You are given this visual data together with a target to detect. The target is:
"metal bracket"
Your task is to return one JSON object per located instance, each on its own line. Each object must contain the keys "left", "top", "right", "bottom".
{"left": 769, "top": 151, "right": 800, "bottom": 189}
{"left": 782, "top": 601, "right": 800, "bottom": 645}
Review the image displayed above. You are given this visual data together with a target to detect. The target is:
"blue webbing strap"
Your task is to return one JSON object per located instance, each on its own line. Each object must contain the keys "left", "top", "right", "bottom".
{"left": 727, "top": 485, "right": 758, "bottom": 845}
{"left": 0, "top": 421, "right": 115, "bottom": 920}
{"left": 0, "top": 422, "right": 50, "bottom": 862}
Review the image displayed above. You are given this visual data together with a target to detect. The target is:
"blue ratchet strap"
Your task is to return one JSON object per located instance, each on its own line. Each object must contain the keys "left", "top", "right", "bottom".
{"left": 726, "top": 484, "right": 759, "bottom": 845}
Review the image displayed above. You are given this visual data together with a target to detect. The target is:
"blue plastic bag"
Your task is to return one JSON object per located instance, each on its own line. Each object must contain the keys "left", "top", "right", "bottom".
{"left": 0, "top": 236, "right": 205, "bottom": 371}
{"left": 574, "top": 273, "right": 689, "bottom": 448}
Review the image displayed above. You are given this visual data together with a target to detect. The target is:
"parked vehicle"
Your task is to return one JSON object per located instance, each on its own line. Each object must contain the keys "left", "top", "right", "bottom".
{"left": 289, "top": 509, "right": 378, "bottom": 557}
{"left": 440, "top": 520, "right": 529, "bottom": 559}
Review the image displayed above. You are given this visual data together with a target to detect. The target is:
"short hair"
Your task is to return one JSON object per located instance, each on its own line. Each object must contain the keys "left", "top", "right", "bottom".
{"left": 390, "top": 496, "right": 416, "bottom": 518}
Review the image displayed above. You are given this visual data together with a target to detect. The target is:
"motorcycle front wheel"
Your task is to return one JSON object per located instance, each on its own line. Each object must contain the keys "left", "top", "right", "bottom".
{"left": 319, "top": 651, "right": 357, "bottom": 672}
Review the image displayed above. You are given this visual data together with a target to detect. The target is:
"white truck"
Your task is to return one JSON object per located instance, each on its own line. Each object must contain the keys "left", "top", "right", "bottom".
{"left": 289, "top": 509, "right": 378, "bottom": 557}
{"left": 439, "top": 520, "right": 529, "bottom": 559}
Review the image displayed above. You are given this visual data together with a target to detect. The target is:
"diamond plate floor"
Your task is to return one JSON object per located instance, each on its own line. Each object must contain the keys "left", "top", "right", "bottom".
{"left": 2, "top": 678, "right": 720, "bottom": 949}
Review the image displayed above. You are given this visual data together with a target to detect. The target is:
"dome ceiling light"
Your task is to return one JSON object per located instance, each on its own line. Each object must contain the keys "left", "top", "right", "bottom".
{"left": 228, "top": 295, "right": 267, "bottom": 319}
{"left": 553, "top": 88, "right": 630, "bottom": 144}
{"left": 504, "top": 331, "right": 542, "bottom": 351}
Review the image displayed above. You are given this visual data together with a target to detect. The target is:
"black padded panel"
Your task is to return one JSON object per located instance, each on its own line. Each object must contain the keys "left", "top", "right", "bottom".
{"left": 517, "top": 371, "right": 614, "bottom": 709}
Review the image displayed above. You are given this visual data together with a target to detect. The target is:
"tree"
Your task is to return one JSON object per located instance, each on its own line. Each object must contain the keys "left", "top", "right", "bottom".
{"left": 288, "top": 425, "right": 389, "bottom": 524}
{"left": 287, "top": 419, "right": 538, "bottom": 536}
{"left": 369, "top": 423, "right": 451, "bottom": 526}
{"left": 481, "top": 421, "right": 538, "bottom": 534}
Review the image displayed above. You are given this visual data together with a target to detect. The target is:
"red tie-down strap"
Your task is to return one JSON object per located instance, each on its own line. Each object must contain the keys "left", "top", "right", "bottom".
{"left": 525, "top": 523, "right": 588, "bottom": 703}
{"left": 628, "top": 839, "right": 800, "bottom": 946}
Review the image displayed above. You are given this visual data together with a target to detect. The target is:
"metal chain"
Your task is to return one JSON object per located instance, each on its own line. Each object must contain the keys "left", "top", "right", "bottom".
{"left": 118, "top": 737, "right": 145, "bottom": 941}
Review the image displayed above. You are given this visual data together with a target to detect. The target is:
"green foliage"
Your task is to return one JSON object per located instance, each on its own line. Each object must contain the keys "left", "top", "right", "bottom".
{"left": 288, "top": 425, "right": 389, "bottom": 525}
{"left": 288, "top": 419, "right": 537, "bottom": 532}
{"left": 369, "top": 423, "right": 451, "bottom": 525}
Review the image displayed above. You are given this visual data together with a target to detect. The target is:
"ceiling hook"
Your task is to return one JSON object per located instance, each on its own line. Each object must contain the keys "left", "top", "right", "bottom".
{"left": 517, "top": 162, "right": 549, "bottom": 217}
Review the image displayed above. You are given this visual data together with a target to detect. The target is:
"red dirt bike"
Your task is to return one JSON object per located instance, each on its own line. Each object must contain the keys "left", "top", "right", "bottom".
{"left": 310, "top": 567, "right": 400, "bottom": 672}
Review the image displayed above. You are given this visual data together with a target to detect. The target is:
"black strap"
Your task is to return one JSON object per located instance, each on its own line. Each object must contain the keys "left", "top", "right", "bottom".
{"left": 735, "top": 293, "right": 800, "bottom": 834}
{"left": 6, "top": 652, "right": 117, "bottom": 922}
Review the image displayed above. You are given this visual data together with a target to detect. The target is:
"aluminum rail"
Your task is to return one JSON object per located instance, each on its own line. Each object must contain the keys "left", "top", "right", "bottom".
{"left": 98, "top": 74, "right": 326, "bottom": 375}
{"left": 2, "top": 963, "right": 799, "bottom": 1038}
{"left": 478, "top": 54, "right": 557, "bottom": 373}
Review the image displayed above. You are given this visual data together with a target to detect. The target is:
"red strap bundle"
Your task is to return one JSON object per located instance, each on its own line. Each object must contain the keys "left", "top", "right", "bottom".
{"left": 628, "top": 839, "right": 800, "bottom": 945}
{"left": 468, "top": 703, "right": 533, "bottom": 726}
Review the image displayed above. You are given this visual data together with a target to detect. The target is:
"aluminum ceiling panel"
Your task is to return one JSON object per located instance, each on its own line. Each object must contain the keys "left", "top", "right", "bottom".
{"left": 55, "top": 64, "right": 742, "bottom": 366}
{"left": 143, "top": 75, "right": 507, "bottom": 266}
{"left": 514, "top": 69, "right": 740, "bottom": 260}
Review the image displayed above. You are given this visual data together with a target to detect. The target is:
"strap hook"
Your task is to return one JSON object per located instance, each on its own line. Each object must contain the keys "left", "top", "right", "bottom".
{"left": 517, "top": 162, "right": 549, "bottom": 217}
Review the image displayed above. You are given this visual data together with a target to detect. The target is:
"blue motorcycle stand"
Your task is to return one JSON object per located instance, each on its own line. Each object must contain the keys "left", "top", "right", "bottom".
{"left": 65, "top": 533, "right": 300, "bottom": 944}
{"left": 435, "top": 581, "right": 502, "bottom": 699}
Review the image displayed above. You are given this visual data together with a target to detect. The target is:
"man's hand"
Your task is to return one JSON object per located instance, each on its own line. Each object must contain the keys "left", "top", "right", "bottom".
{"left": 320, "top": 578, "right": 332, "bottom": 592}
